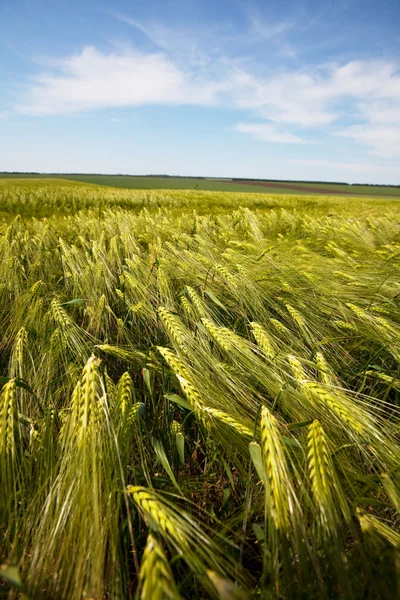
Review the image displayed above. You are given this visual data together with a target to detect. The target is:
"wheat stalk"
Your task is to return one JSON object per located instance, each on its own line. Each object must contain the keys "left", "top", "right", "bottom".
{"left": 186, "top": 286, "right": 207, "bottom": 317}
{"left": 128, "top": 486, "right": 186, "bottom": 545}
{"left": 306, "top": 419, "right": 350, "bottom": 533}
{"left": 158, "top": 307, "right": 188, "bottom": 351}
{"left": 286, "top": 304, "right": 306, "bottom": 329}
{"left": 357, "top": 508, "right": 400, "bottom": 548}
{"left": 260, "top": 406, "right": 291, "bottom": 532}
{"left": 202, "top": 407, "right": 252, "bottom": 437}
{"left": 201, "top": 318, "right": 233, "bottom": 352}
{"left": 250, "top": 322, "right": 275, "bottom": 358}
{"left": 305, "top": 382, "right": 365, "bottom": 434}
{"left": 139, "top": 533, "right": 182, "bottom": 599}
{"left": 116, "top": 371, "right": 134, "bottom": 416}
{"left": 0, "top": 378, "right": 17, "bottom": 461}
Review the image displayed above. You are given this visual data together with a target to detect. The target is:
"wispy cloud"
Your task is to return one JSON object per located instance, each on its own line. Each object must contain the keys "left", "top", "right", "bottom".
{"left": 110, "top": 11, "right": 224, "bottom": 69}
{"left": 337, "top": 125, "right": 400, "bottom": 159}
{"left": 15, "top": 37, "right": 400, "bottom": 158}
{"left": 247, "top": 15, "right": 293, "bottom": 41}
{"left": 233, "top": 122, "right": 304, "bottom": 143}
{"left": 230, "top": 60, "right": 400, "bottom": 156}
{"left": 111, "top": 13, "right": 153, "bottom": 38}
{"left": 243, "top": 1, "right": 294, "bottom": 40}
{"left": 17, "top": 47, "right": 223, "bottom": 115}
{"left": 111, "top": 12, "right": 170, "bottom": 50}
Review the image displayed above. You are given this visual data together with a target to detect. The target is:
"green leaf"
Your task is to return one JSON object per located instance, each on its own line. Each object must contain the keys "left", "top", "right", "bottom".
{"left": 60, "top": 298, "right": 88, "bottom": 306}
{"left": 221, "top": 457, "right": 235, "bottom": 489}
{"left": 164, "top": 393, "right": 192, "bottom": 411}
{"left": 151, "top": 437, "right": 180, "bottom": 491}
{"left": 286, "top": 419, "right": 314, "bottom": 430}
{"left": 175, "top": 432, "right": 185, "bottom": 466}
{"left": 355, "top": 497, "right": 386, "bottom": 507}
{"left": 134, "top": 402, "right": 146, "bottom": 418}
{"left": 0, "top": 564, "right": 24, "bottom": 592}
{"left": 281, "top": 435, "right": 302, "bottom": 449}
{"left": 0, "top": 376, "right": 34, "bottom": 394}
{"left": 252, "top": 523, "right": 265, "bottom": 543}
{"left": 142, "top": 368, "right": 153, "bottom": 395}
{"left": 204, "top": 290, "right": 229, "bottom": 313}
{"left": 249, "top": 442, "right": 266, "bottom": 484}
{"left": 222, "top": 487, "right": 231, "bottom": 506}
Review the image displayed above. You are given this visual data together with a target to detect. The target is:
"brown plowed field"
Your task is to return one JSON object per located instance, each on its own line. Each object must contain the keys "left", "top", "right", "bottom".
{"left": 230, "top": 180, "right": 392, "bottom": 196}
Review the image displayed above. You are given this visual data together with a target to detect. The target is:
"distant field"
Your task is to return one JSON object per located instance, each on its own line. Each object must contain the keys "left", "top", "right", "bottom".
{"left": 1, "top": 173, "right": 399, "bottom": 197}
{"left": 0, "top": 174, "right": 312, "bottom": 195}
{"left": 231, "top": 179, "right": 400, "bottom": 197}
{"left": 62, "top": 175, "right": 301, "bottom": 194}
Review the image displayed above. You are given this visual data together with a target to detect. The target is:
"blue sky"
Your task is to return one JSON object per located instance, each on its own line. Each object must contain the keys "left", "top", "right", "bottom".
{"left": 1, "top": 0, "right": 400, "bottom": 183}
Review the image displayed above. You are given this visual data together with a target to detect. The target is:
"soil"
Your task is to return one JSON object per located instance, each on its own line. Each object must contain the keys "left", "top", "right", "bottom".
{"left": 230, "top": 180, "right": 394, "bottom": 197}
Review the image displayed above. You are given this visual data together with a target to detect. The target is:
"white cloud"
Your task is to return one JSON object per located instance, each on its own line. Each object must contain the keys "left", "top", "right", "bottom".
{"left": 111, "top": 13, "right": 154, "bottom": 42}
{"left": 233, "top": 122, "right": 304, "bottom": 143}
{"left": 229, "top": 71, "right": 337, "bottom": 126}
{"left": 357, "top": 101, "right": 400, "bottom": 124}
{"left": 230, "top": 60, "right": 400, "bottom": 156}
{"left": 247, "top": 15, "right": 293, "bottom": 41}
{"left": 110, "top": 11, "right": 223, "bottom": 70}
{"left": 15, "top": 43, "right": 400, "bottom": 157}
{"left": 17, "top": 47, "right": 223, "bottom": 116}
{"left": 337, "top": 125, "right": 400, "bottom": 158}
{"left": 232, "top": 60, "right": 400, "bottom": 130}
{"left": 110, "top": 117, "right": 120, "bottom": 122}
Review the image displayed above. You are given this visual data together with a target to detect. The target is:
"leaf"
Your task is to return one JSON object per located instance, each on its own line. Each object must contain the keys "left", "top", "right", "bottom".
{"left": 286, "top": 419, "right": 314, "bottom": 430}
{"left": 204, "top": 290, "right": 229, "bottom": 313}
{"left": 142, "top": 368, "right": 153, "bottom": 395}
{"left": 60, "top": 298, "right": 88, "bottom": 306}
{"left": 0, "top": 564, "right": 25, "bottom": 592}
{"left": 281, "top": 435, "right": 302, "bottom": 449}
{"left": 221, "top": 457, "right": 235, "bottom": 489}
{"left": 355, "top": 497, "right": 386, "bottom": 507}
{"left": 164, "top": 393, "right": 192, "bottom": 411}
{"left": 0, "top": 376, "right": 34, "bottom": 394}
{"left": 249, "top": 442, "right": 266, "bottom": 484}
{"left": 222, "top": 487, "right": 231, "bottom": 507}
{"left": 151, "top": 437, "right": 180, "bottom": 491}
{"left": 252, "top": 523, "right": 265, "bottom": 543}
{"left": 134, "top": 402, "right": 146, "bottom": 418}
{"left": 175, "top": 432, "right": 185, "bottom": 466}
{"left": 333, "top": 442, "right": 367, "bottom": 455}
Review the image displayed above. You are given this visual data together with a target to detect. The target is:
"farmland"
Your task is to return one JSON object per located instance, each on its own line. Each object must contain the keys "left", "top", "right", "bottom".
{"left": 1, "top": 179, "right": 400, "bottom": 598}
{"left": 1, "top": 173, "right": 400, "bottom": 197}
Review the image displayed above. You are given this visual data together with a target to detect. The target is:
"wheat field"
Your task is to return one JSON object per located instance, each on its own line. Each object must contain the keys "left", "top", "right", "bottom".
{"left": 0, "top": 180, "right": 400, "bottom": 599}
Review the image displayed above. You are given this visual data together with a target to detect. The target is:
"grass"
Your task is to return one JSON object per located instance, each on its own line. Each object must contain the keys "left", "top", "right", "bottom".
{"left": 1, "top": 173, "right": 399, "bottom": 197}
{"left": 0, "top": 178, "right": 400, "bottom": 598}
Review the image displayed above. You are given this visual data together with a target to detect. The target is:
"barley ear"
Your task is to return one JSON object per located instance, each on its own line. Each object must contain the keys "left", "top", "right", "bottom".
{"left": 139, "top": 533, "right": 182, "bottom": 600}
{"left": 260, "top": 406, "right": 291, "bottom": 533}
